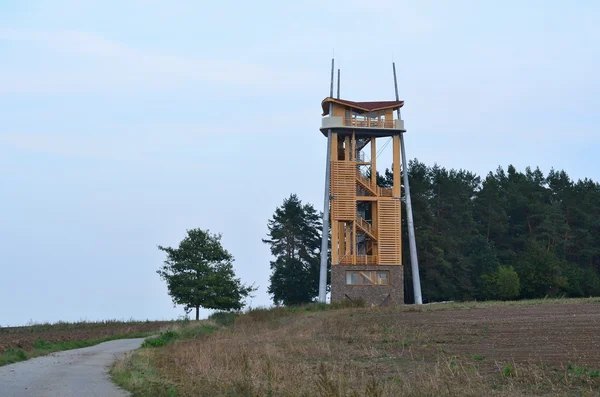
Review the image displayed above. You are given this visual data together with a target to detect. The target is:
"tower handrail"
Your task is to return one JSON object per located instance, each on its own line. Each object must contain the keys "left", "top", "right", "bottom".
{"left": 357, "top": 216, "right": 377, "bottom": 237}
{"left": 339, "top": 254, "right": 378, "bottom": 265}
{"left": 343, "top": 118, "right": 396, "bottom": 129}
{"left": 378, "top": 187, "right": 393, "bottom": 197}
{"left": 357, "top": 169, "right": 393, "bottom": 197}
{"left": 355, "top": 255, "right": 378, "bottom": 265}
{"left": 356, "top": 169, "right": 373, "bottom": 188}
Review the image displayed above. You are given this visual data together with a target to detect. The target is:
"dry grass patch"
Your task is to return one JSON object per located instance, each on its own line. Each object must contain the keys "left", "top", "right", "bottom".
{"left": 113, "top": 299, "right": 600, "bottom": 396}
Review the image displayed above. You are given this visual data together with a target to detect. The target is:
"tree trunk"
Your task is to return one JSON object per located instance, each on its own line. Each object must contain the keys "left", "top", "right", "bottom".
{"left": 564, "top": 207, "right": 570, "bottom": 253}
{"left": 486, "top": 201, "right": 492, "bottom": 242}
{"left": 195, "top": 305, "right": 200, "bottom": 321}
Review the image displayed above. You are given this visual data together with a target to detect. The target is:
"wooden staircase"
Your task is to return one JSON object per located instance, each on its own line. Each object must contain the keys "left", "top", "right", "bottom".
{"left": 355, "top": 170, "right": 378, "bottom": 196}
{"left": 356, "top": 217, "right": 377, "bottom": 240}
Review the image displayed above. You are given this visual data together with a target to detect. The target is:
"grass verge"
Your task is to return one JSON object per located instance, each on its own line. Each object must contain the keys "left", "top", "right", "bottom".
{"left": 112, "top": 349, "right": 179, "bottom": 397}
{"left": 111, "top": 321, "right": 217, "bottom": 396}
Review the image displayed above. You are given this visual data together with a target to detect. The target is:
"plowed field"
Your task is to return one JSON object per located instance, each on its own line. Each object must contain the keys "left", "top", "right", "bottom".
{"left": 395, "top": 302, "right": 600, "bottom": 367}
{"left": 0, "top": 321, "right": 171, "bottom": 354}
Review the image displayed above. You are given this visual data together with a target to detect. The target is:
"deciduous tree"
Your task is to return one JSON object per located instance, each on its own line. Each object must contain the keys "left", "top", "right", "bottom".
{"left": 157, "top": 229, "right": 255, "bottom": 320}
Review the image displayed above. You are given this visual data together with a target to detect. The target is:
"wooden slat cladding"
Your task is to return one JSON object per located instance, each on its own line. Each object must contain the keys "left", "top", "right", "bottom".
{"left": 377, "top": 200, "right": 401, "bottom": 265}
{"left": 331, "top": 161, "right": 356, "bottom": 221}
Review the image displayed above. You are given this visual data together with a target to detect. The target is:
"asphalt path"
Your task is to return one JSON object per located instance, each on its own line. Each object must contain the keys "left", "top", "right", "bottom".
{"left": 0, "top": 338, "right": 145, "bottom": 397}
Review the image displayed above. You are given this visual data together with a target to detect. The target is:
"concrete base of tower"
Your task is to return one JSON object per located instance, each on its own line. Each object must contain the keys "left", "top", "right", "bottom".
{"left": 330, "top": 265, "right": 404, "bottom": 306}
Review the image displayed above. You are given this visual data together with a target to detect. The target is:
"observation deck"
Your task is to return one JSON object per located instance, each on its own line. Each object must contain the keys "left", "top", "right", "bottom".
{"left": 320, "top": 97, "right": 406, "bottom": 136}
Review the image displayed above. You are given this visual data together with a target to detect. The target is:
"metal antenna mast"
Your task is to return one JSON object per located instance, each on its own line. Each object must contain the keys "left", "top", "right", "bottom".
{"left": 319, "top": 58, "right": 335, "bottom": 303}
{"left": 337, "top": 69, "right": 341, "bottom": 99}
{"left": 329, "top": 58, "right": 335, "bottom": 100}
{"left": 393, "top": 62, "right": 423, "bottom": 305}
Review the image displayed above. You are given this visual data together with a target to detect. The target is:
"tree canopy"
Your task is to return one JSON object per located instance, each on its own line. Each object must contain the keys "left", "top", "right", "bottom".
{"left": 263, "top": 194, "right": 325, "bottom": 306}
{"left": 393, "top": 160, "right": 600, "bottom": 303}
{"left": 157, "top": 228, "right": 255, "bottom": 320}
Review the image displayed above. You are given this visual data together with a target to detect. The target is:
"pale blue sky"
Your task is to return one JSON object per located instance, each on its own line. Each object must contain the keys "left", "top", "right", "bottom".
{"left": 1, "top": 1, "right": 599, "bottom": 325}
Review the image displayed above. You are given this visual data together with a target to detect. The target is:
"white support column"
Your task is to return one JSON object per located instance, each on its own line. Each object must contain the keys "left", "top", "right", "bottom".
{"left": 318, "top": 131, "right": 331, "bottom": 303}
{"left": 319, "top": 58, "right": 335, "bottom": 303}
{"left": 393, "top": 62, "right": 423, "bottom": 305}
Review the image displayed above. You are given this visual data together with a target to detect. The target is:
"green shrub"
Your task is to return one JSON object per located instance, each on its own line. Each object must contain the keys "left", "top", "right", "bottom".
{"left": 34, "top": 339, "right": 54, "bottom": 350}
{"left": 497, "top": 266, "right": 520, "bottom": 300}
{"left": 0, "top": 348, "right": 27, "bottom": 365}
{"left": 502, "top": 364, "right": 515, "bottom": 377}
{"left": 247, "top": 300, "right": 366, "bottom": 320}
{"left": 142, "top": 331, "right": 179, "bottom": 348}
{"left": 561, "top": 262, "right": 585, "bottom": 297}
{"left": 482, "top": 266, "right": 520, "bottom": 300}
{"left": 244, "top": 306, "right": 286, "bottom": 322}
{"left": 208, "top": 311, "right": 237, "bottom": 326}
{"left": 582, "top": 267, "right": 600, "bottom": 297}
{"left": 180, "top": 325, "right": 216, "bottom": 339}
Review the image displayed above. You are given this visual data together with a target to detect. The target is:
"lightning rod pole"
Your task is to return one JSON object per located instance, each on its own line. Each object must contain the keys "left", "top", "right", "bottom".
{"left": 337, "top": 69, "right": 340, "bottom": 99}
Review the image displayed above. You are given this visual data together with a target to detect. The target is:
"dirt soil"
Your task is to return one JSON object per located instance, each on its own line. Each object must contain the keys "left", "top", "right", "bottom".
{"left": 0, "top": 322, "right": 172, "bottom": 354}
{"left": 387, "top": 302, "right": 600, "bottom": 368}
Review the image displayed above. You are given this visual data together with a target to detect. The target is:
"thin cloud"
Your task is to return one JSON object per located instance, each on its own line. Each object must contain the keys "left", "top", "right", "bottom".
{"left": 0, "top": 128, "right": 225, "bottom": 167}
{"left": 0, "top": 111, "right": 309, "bottom": 163}
{"left": 0, "top": 28, "right": 319, "bottom": 95}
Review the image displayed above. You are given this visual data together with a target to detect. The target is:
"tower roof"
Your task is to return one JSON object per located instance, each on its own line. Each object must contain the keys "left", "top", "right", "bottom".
{"left": 321, "top": 97, "right": 404, "bottom": 116}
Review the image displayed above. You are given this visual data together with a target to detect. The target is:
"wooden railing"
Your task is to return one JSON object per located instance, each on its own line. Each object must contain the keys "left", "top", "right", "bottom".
{"left": 357, "top": 217, "right": 375, "bottom": 236}
{"left": 344, "top": 118, "right": 396, "bottom": 129}
{"left": 356, "top": 170, "right": 373, "bottom": 187}
{"left": 366, "top": 240, "right": 374, "bottom": 254}
{"left": 378, "top": 187, "right": 393, "bottom": 197}
{"left": 357, "top": 170, "right": 393, "bottom": 197}
{"left": 356, "top": 255, "right": 378, "bottom": 265}
{"left": 339, "top": 255, "right": 378, "bottom": 265}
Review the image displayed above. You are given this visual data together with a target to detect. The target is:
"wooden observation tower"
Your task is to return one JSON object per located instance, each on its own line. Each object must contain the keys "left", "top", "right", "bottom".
{"left": 319, "top": 91, "right": 406, "bottom": 306}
